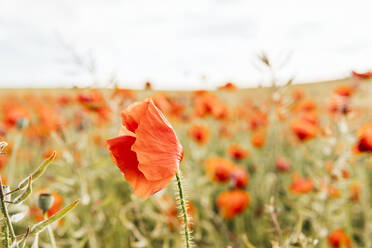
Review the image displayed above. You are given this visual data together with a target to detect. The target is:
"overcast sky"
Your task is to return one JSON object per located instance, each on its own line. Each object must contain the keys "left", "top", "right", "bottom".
{"left": 1, "top": 0, "right": 372, "bottom": 89}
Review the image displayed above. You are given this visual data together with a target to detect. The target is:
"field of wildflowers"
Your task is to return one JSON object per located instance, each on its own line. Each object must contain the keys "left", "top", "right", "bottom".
{"left": 0, "top": 71, "right": 371, "bottom": 248}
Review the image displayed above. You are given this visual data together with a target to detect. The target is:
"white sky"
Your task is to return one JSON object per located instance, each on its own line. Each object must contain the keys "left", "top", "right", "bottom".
{"left": 0, "top": 0, "right": 372, "bottom": 89}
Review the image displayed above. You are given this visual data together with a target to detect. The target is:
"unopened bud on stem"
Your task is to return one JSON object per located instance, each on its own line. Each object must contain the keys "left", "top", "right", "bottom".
{"left": 38, "top": 193, "right": 54, "bottom": 214}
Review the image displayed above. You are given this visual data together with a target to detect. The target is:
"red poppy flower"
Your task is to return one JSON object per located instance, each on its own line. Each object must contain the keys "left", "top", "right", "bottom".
{"left": 290, "top": 119, "right": 317, "bottom": 141}
{"left": 107, "top": 99, "right": 183, "bottom": 198}
{"left": 193, "top": 92, "right": 228, "bottom": 119}
{"left": 188, "top": 124, "right": 210, "bottom": 145}
{"left": 352, "top": 70, "right": 372, "bottom": 79}
{"left": 205, "top": 158, "right": 235, "bottom": 183}
{"left": 251, "top": 132, "right": 265, "bottom": 148}
{"left": 230, "top": 166, "right": 249, "bottom": 188}
{"left": 249, "top": 111, "right": 268, "bottom": 131}
{"left": 289, "top": 173, "right": 314, "bottom": 194}
{"left": 217, "top": 189, "right": 250, "bottom": 219}
{"left": 218, "top": 82, "right": 237, "bottom": 91}
{"left": 334, "top": 85, "right": 353, "bottom": 98}
{"left": 328, "top": 229, "right": 352, "bottom": 248}
{"left": 3, "top": 105, "right": 30, "bottom": 129}
{"left": 227, "top": 144, "right": 249, "bottom": 160}
{"left": 354, "top": 123, "right": 372, "bottom": 153}
{"left": 276, "top": 157, "right": 291, "bottom": 172}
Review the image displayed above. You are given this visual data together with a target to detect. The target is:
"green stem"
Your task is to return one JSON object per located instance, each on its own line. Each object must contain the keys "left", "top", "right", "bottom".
{"left": 43, "top": 213, "right": 57, "bottom": 248}
{"left": 175, "top": 172, "right": 191, "bottom": 248}
{"left": 0, "top": 177, "right": 17, "bottom": 244}
{"left": 2, "top": 221, "right": 9, "bottom": 248}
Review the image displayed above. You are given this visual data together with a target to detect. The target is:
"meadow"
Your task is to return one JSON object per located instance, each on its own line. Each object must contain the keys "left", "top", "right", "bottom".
{"left": 0, "top": 74, "right": 371, "bottom": 248}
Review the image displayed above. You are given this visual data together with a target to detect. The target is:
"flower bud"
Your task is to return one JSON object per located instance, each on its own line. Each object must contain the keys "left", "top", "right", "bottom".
{"left": 38, "top": 193, "right": 54, "bottom": 214}
{"left": 16, "top": 118, "right": 28, "bottom": 130}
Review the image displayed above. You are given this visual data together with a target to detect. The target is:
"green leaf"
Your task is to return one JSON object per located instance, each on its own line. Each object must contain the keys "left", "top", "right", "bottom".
{"left": 30, "top": 200, "right": 79, "bottom": 234}
{"left": 18, "top": 152, "right": 56, "bottom": 190}
{"left": 12, "top": 177, "right": 32, "bottom": 205}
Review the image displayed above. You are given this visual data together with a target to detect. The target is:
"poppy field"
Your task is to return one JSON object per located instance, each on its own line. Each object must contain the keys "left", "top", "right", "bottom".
{"left": 0, "top": 73, "right": 371, "bottom": 248}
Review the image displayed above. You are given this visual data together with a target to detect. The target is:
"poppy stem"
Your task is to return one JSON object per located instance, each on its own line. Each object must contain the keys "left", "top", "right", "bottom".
{"left": 175, "top": 172, "right": 191, "bottom": 248}
{"left": 43, "top": 213, "right": 57, "bottom": 248}
{"left": 0, "top": 176, "right": 18, "bottom": 247}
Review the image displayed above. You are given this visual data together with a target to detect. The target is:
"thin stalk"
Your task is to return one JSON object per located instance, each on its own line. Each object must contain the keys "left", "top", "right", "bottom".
{"left": 175, "top": 172, "right": 191, "bottom": 248}
{"left": 43, "top": 213, "right": 57, "bottom": 248}
{"left": 2, "top": 221, "right": 9, "bottom": 248}
{"left": 7, "top": 133, "right": 22, "bottom": 183}
{"left": 0, "top": 177, "right": 17, "bottom": 244}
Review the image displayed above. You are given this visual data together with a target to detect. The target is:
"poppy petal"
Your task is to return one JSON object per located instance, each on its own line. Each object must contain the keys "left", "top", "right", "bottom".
{"left": 132, "top": 175, "right": 174, "bottom": 199}
{"left": 121, "top": 100, "right": 148, "bottom": 133}
{"left": 107, "top": 135, "right": 141, "bottom": 184}
{"left": 133, "top": 100, "right": 183, "bottom": 181}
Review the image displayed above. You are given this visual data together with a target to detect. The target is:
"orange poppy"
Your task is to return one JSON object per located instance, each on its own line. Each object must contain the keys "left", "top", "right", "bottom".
{"left": 290, "top": 119, "right": 317, "bottom": 141}
{"left": 30, "top": 190, "right": 64, "bottom": 221}
{"left": 230, "top": 166, "right": 249, "bottom": 188}
{"left": 293, "top": 99, "right": 316, "bottom": 113}
{"left": 251, "top": 132, "right": 265, "bottom": 148}
{"left": 77, "top": 90, "right": 111, "bottom": 122}
{"left": 193, "top": 92, "right": 228, "bottom": 119}
{"left": 352, "top": 70, "right": 372, "bottom": 79}
{"left": 227, "top": 144, "right": 249, "bottom": 161}
{"left": 327, "top": 229, "right": 352, "bottom": 248}
{"left": 188, "top": 124, "right": 210, "bottom": 145}
{"left": 334, "top": 85, "right": 353, "bottom": 98}
{"left": 218, "top": 82, "right": 237, "bottom": 91}
{"left": 107, "top": 99, "right": 183, "bottom": 198}
{"left": 354, "top": 123, "right": 372, "bottom": 153}
{"left": 205, "top": 158, "right": 235, "bottom": 183}
{"left": 57, "top": 95, "right": 71, "bottom": 106}
{"left": 217, "top": 189, "right": 250, "bottom": 219}
{"left": 248, "top": 111, "right": 268, "bottom": 131}
{"left": 289, "top": 173, "right": 314, "bottom": 194}
{"left": 2, "top": 105, "right": 30, "bottom": 129}
{"left": 37, "top": 105, "right": 61, "bottom": 134}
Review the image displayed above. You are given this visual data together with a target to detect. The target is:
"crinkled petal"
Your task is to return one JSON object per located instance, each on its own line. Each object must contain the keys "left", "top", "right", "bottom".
{"left": 132, "top": 175, "right": 174, "bottom": 199}
{"left": 121, "top": 100, "right": 148, "bottom": 133}
{"left": 107, "top": 135, "right": 174, "bottom": 198}
{"left": 107, "top": 135, "right": 140, "bottom": 185}
{"left": 133, "top": 100, "right": 183, "bottom": 181}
